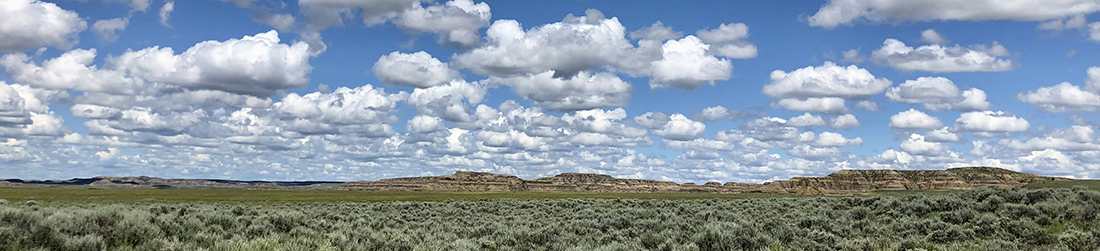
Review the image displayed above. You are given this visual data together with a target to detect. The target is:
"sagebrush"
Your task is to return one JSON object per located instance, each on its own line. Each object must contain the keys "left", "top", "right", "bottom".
{"left": 1, "top": 186, "right": 1099, "bottom": 250}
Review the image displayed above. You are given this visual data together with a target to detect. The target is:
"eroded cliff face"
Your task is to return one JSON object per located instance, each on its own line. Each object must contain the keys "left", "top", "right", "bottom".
{"left": 340, "top": 171, "right": 528, "bottom": 192}
{"left": 763, "top": 167, "right": 1061, "bottom": 194}
{"left": 340, "top": 167, "right": 1068, "bottom": 194}
{"left": 2, "top": 166, "right": 1068, "bottom": 194}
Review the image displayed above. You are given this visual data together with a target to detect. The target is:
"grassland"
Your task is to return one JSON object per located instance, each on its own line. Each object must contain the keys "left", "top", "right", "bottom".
{"left": 2, "top": 186, "right": 1099, "bottom": 250}
{"left": 4, "top": 178, "right": 1097, "bottom": 205}
{"left": 0, "top": 187, "right": 815, "bottom": 205}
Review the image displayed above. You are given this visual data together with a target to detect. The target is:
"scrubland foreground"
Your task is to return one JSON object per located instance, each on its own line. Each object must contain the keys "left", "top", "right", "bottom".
{"left": 2, "top": 186, "right": 1099, "bottom": 251}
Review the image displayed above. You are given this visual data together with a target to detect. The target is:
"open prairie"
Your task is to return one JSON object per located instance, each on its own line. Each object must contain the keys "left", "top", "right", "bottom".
{"left": 2, "top": 185, "right": 1100, "bottom": 250}
{"left": 0, "top": 187, "right": 802, "bottom": 205}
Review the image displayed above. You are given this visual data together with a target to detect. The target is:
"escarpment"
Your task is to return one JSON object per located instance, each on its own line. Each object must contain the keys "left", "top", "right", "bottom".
{"left": 340, "top": 166, "right": 1069, "bottom": 194}
{"left": 2, "top": 166, "right": 1072, "bottom": 194}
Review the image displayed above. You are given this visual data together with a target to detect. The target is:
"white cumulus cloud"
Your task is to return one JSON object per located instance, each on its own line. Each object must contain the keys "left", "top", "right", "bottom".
{"left": 955, "top": 111, "right": 1030, "bottom": 132}
{"left": 808, "top": 0, "right": 1100, "bottom": 29}
{"left": 492, "top": 71, "right": 632, "bottom": 111}
{"left": 653, "top": 114, "right": 706, "bottom": 141}
{"left": 889, "top": 109, "right": 943, "bottom": 130}
{"left": 886, "top": 77, "right": 990, "bottom": 111}
{"left": 871, "top": 39, "right": 1015, "bottom": 72}
{"left": 0, "top": 0, "right": 87, "bottom": 52}
{"left": 648, "top": 35, "right": 733, "bottom": 90}
{"left": 106, "top": 30, "right": 314, "bottom": 97}
{"left": 695, "top": 23, "right": 758, "bottom": 59}
{"left": 92, "top": 17, "right": 129, "bottom": 42}
{"left": 372, "top": 51, "right": 461, "bottom": 88}
{"left": 764, "top": 61, "right": 892, "bottom": 99}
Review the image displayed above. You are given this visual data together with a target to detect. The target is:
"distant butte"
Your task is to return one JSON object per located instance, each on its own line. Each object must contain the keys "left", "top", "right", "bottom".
{"left": 0, "top": 167, "right": 1071, "bottom": 195}
{"left": 341, "top": 166, "right": 1067, "bottom": 194}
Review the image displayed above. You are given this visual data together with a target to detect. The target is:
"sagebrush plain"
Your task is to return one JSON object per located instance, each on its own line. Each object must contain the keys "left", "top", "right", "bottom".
{"left": 2, "top": 185, "right": 1100, "bottom": 251}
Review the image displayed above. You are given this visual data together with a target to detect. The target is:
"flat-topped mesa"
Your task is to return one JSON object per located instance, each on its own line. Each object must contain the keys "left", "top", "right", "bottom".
{"left": 339, "top": 167, "right": 1062, "bottom": 194}
{"left": 341, "top": 171, "right": 527, "bottom": 192}
{"left": 767, "top": 167, "right": 1063, "bottom": 194}
{"left": 527, "top": 173, "right": 693, "bottom": 193}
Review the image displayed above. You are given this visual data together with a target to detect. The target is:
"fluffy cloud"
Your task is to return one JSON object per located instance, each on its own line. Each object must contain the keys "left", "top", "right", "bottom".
{"left": 889, "top": 109, "right": 943, "bottom": 130}
{"left": 393, "top": 0, "right": 491, "bottom": 48}
{"left": 693, "top": 105, "right": 753, "bottom": 121}
{"left": 808, "top": 0, "right": 1100, "bottom": 28}
{"left": 159, "top": 1, "right": 174, "bottom": 27}
{"left": 955, "top": 111, "right": 1030, "bottom": 132}
{"left": 920, "top": 29, "right": 947, "bottom": 44}
{"left": 1019, "top": 82, "right": 1100, "bottom": 112}
{"left": 954, "top": 89, "right": 992, "bottom": 111}
{"left": 886, "top": 77, "right": 960, "bottom": 104}
{"left": 736, "top": 117, "right": 800, "bottom": 142}
{"left": 786, "top": 113, "right": 826, "bottom": 127}
{"left": 786, "top": 144, "right": 842, "bottom": 160}
{"left": 648, "top": 36, "right": 733, "bottom": 90}
{"left": 407, "top": 80, "right": 486, "bottom": 122}
{"left": 106, "top": 30, "right": 314, "bottom": 97}
{"left": 70, "top": 104, "right": 121, "bottom": 119}
{"left": 1039, "top": 15, "right": 1087, "bottom": 31}
{"left": 633, "top": 112, "right": 670, "bottom": 129}
{"left": 275, "top": 85, "right": 403, "bottom": 126}
{"left": 299, "top": 0, "right": 424, "bottom": 29}
{"left": 93, "top": 17, "right": 129, "bottom": 42}
{"left": 0, "top": 83, "right": 67, "bottom": 138}
{"left": 0, "top": 82, "right": 31, "bottom": 127}
{"left": 900, "top": 133, "right": 950, "bottom": 156}
{"left": 453, "top": 10, "right": 744, "bottom": 91}
{"left": 652, "top": 114, "right": 706, "bottom": 141}
{"left": 250, "top": 10, "right": 297, "bottom": 31}
{"left": 925, "top": 127, "right": 962, "bottom": 142}
{"left": 372, "top": 51, "right": 461, "bottom": 88}
{"left": 695, "top": 23, "right": 758, "bottom": 59}
{"left": 630, "top": 21, "right": 682, "bottom": 41}
{"left": 1090, "top": 67, "right": 1100, "bottom": 93}
{"left": 886, "top": 77, "right": 990, "bottom": 111}
{"left": 765, "top": 61, "right": 889, "bottom": 113}
{"left": 561, "top": 108, "right": 650, "bottom": 147}
{"left": 0, "top": 0, "right": 87, "bottom": 52}
{"left": 842, "top": 49, "right": 865, "bottom": 63}
{"left": 814, "top": 131, "right": 862, "bottom": 147}
{"left": 764, "top": 61, "right": 891, "bottom": 99}
{"left": 407, "top": 115, "right": 445, "bottom": 133}
{"left": 1, "top": 49, "right": 138, "bottom": 94}
{"left": 829, "top": 114, "right": 861, "bottom": 130}
{"left": 453, "top": 9, "right": 632, "bottom": 79}
{"left": 1090, "top": 22, "right": 1100, "bottom": 42}
{"left": 771, "top": 97, "right": 849, "bottom": 114}
{"left": 871, "top": 39, "right": 1015, "bottom": 72}
{"left": 492, "top": 71, "right": 632, "bottom": 111}
{"left": 855, "top": 100, "right": 882, "bottom": 111}
{"left": 1003, "top": 125, "right": 1099, "bottom": 152}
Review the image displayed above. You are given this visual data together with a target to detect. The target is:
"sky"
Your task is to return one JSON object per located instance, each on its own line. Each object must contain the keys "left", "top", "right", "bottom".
{"left": 2, "top": 0, "right": 1100, "bottom": 183}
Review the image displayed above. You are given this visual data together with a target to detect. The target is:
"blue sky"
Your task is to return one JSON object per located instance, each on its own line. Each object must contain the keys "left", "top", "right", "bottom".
{"left": 2, "top": 0, "right": 1100, "bottom": 182}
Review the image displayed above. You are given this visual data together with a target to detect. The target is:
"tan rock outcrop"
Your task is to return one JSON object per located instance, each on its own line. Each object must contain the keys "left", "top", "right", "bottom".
{"left": 2, "top": 166, "right": 1072, "bottom": 194}
{"left": 340, "top": 166, "right": 1070, "bottom": 194}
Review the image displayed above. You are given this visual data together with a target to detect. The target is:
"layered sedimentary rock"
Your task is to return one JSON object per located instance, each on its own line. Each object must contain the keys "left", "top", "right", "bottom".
{"left": 1, "top": 166, "right": 1070, "bottom": 194}
{"left": 764, "top": 167, "right": 1059, "bottom": 194}
{"left": 340, "top": 167, "right": 1068, "bottom": 194}
{"left": 340, "top": 171, "right": 528, "bottom": 192}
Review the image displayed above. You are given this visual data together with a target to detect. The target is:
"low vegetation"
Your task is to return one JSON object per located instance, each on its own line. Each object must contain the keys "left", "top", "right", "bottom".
{"left": 1, "top": 186, "right": 1099, "bottom": 250}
